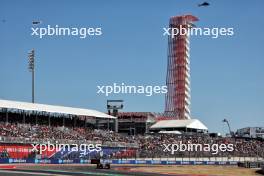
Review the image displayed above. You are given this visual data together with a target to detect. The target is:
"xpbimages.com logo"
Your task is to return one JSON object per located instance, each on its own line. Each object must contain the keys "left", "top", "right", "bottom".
{"left": 31, "top": 141, "right": 102, "bottom": 154}
{"left": 163, "top": 26, "right": 234, "bottom": 39}
{"left": 163, "top": 141, "right": 234, "bottom": 155}
{"left": 97, "top": 83, "right": 168, "bottom": 96}
{"left": 31, "top": 25, "right": 102, "bottom": 39}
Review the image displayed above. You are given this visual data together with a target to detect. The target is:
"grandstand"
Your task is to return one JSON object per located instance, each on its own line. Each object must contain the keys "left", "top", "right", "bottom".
{"left": 0, "top": 99, "right": 137, "bottom": 160}
{"left": 117, "top": 112, "right": 156, "bottom": 135}
{"left": 0, "top": 99, "right": 118, "bottom": 130}
{"left": 0, "top": 99, "right": 263, "bottom": 164}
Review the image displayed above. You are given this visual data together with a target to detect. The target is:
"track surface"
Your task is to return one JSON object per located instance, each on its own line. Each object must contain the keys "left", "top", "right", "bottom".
{"left": 0, "top": 164, "right": 262, "bottom": 176}
{"left": 0, "top": 165, "right": 177, "bottom": 176}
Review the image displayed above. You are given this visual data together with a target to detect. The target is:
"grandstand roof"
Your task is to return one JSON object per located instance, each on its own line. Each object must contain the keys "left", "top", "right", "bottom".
{"left": 150, "top": 119, "right": 208, "bottom": 130}
{"left": 0, "top": 99, "right": 116, "bottom": 119}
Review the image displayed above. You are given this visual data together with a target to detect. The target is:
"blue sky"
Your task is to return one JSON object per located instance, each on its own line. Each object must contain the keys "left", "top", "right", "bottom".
{"left": 0, "top": 0, "right": 263, "bottom": 133}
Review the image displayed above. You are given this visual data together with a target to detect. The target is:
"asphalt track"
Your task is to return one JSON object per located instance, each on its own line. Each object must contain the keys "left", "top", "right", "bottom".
{"left": 0, "top": 164, "right": 261, "bottom": 176}
{"left": 0, "top": 165, "right": 180, "bottom": 176}
{"left": 0, "top": 169, "right": 165, "bottom": 176}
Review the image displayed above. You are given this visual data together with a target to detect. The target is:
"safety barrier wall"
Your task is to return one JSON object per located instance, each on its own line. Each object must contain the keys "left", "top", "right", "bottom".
{"left": 237, "top": 161, "right": 264, "bottom": 168}
{"left": 0, "top": 158, "right": 238, "bottom": 165}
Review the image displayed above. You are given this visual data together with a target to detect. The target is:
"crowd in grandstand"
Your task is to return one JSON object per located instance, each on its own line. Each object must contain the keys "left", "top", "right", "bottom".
{"left": 0, "top": 110, "right": 263, "bottom": 160}
{"left": 136, "top": 134, "right": 264, "bottom": 158}
{"left": 0, "top": 122, "right": 263, "bottom": 159}
{"left": 0, "top": 122, "right": 134, "bottom": 144}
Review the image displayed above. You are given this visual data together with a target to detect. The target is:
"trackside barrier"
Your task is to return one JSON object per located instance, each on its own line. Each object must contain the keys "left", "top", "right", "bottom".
{"left": 110, "top": 160, "right": 237, "bottom": 165}
{"left": 0, "top": 159, "right": 238, "bottom": 165}
{"left": 237, "top": 161, "right": 264, "bottom": 168}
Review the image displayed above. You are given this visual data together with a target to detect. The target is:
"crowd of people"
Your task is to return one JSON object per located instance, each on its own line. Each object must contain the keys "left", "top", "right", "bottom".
{"left": 136, "top": 134, "right": 264, "bottom": 158}
{"left": 0, "top": 122, "right": 134, "bottom": 145}
{"left": 0, "top": 121, "right": 263, "bottom": 159}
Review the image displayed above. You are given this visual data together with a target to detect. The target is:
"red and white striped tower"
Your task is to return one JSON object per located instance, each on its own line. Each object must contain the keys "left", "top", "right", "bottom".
{"left": 165, "top": 15, "right": 198, "bottom": 120}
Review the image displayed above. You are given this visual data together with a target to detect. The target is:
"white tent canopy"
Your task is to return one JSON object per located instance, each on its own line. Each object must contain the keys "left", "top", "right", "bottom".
{"left": 0, "top": 99, "right": 116, "bottom": 119}
{"left": 158, "top": 130, "right": 182, "bottom": 134}
{"left": 150, "top": 119, "right": 208, "bottom": 130}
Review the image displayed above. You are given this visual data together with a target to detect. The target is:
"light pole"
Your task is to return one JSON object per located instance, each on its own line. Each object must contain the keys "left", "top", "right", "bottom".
{"left": 28, "top": 49, "right": 35, "bottom": 103}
